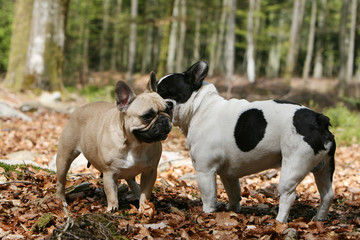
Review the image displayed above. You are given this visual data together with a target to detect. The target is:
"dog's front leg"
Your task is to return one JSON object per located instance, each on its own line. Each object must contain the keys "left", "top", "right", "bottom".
{"left": 103, "top": 172, "right": 119, "bottom": 211}
{"left": 139, "top": 168, "right": 157, "bottom": 210}
{"left": 196, "top": 170, "right": 218, "bottom": 213}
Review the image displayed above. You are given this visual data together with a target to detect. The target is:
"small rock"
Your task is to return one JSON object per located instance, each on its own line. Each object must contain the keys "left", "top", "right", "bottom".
{"left": 284, "top": 228, "right": 297, "bottom": 239}
{"left": 0, "top": 101, "right": 32, "bottom": 121}
{"left": 40, "top": 91, "right": 61, "bottom": 104}
{"left": 7, "top": 150, "right": 37, "bottom": 161}
{"left": 20, "top": 102, "right": 39, "bottom": 112}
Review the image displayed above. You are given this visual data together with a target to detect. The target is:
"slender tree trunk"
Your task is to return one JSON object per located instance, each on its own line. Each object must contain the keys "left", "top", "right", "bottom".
{"left": 209, "top": 0, "right": 221, "bottom": 76}
{"left": 253, "top": 0, "right": 262, "bottom": 75}
{"left": 346, "top": 0, "right": 357, "bottom": 84}
{"left": 4, "top": 0, "right": 69, "bottom": 91}
{"left": 141, "top": 0, "right": 155, "bottom": 74}
{"left": 214, "top": 0, "right": 228, "bottom": 74}
{"left": 126, "top": 0, "right": 138, "bottom": 84}
{"left": 246, "top": 0, "right": 256, "bottom": 83}
{"left": 157, "top": 0, "right": 174, "bottom": 77}
{"left": 338, "top": 0, "right": 350, "bottom": 97}
{"left": 111, "top": 0, "right": 123, "bottom": 71}
{"left": 193, "top": 7, "right": 201, "bottom": 63}
{"left": 302, "top": 0, "right": 317, "bottom": 82}
{"left": 167, "top": 0, "right": 179, "bottom": 73}
{"left": 266, "top": 12, "right": 284, "bottom": 78}
{"left": 176, "top": 0, "right": 186, "bottom": 72}
{"left": 225, "top": 0, "right": 236, "bottom": 98}
{"left": 284, "top": 0, "right": 305, "bottom": 85}
{"left": 313, "top": 0, "right": 326, "bottom": 78}
{"left": 99, "top": 0, "right": 110, "bottom": 71}
{"left": 81, "top": 4, "right": 90, "bottom": 86}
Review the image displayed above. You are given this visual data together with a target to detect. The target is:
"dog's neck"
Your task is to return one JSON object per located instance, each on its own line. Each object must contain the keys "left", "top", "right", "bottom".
{"left": 174, "top": 82, "right": 223, "bottom": 136}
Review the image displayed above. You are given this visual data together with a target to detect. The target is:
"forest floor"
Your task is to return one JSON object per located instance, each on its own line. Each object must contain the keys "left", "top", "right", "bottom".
{"left": 0, "top": 76, "right": 359, "bottom": 239}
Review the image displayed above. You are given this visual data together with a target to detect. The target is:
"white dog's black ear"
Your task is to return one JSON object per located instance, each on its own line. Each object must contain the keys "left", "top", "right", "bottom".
{"left": 185, "top": 61, "right": 209, "bottom": 89}
{"left": 146, "top": 71, "right": 157, "bottom": 93}
{"left": 115, "top": 80, "right": 135, "bottom": 112}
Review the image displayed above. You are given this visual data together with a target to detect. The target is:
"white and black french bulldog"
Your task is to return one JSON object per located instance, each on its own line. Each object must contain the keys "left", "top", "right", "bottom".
{"left": 56, "top": 73, "right": 172, "bottom": 211}
{"left": 157, "top": 61, "right": 336, "bottom": 223}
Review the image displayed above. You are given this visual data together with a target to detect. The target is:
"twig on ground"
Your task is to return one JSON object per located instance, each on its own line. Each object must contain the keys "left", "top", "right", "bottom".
{"left": 0, "top": 181, "right": 36, "bottom": 186}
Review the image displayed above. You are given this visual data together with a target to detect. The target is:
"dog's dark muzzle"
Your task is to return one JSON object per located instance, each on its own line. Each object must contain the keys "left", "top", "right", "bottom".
{"left": 133, "top": 114, "right": 172, "bottom": 143}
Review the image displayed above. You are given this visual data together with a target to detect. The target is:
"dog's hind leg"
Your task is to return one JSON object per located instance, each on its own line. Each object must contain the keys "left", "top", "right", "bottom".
{"left": 312, "top": 154, "right": 335, "bottom": 220}
{"left": 126, "top": 178, "right": 140, "bottom": 198}
{"left": 56, "top": 144, "right": 80, "bottom": 206}
{"left": 220, "top": 175, "right": 241, "bottom": 212}
{"left": 196, "top": 169, "right": 218, "bottom": 213}
{"left": 276, "top": 152, "right": 313, "bottom": 223}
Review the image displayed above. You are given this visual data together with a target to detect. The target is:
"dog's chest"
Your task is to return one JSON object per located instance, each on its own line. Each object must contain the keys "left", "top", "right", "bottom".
{"left": 105, "top": 147, "right": 157, "bottom": 177}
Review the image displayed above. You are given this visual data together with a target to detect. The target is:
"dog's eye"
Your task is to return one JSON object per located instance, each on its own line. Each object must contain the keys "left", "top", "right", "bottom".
{"left": 142, "top": 110, "right": 156, "bottom": 123}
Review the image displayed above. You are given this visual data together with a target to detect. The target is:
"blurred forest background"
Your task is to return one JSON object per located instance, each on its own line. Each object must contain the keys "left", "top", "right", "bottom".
{"left": 0, "top": 0, "right": 359, "bottom": 96}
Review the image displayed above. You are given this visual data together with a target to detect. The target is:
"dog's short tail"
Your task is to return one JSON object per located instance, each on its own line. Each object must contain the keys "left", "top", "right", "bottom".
{"left": 316, "top": 113, "right": 336, "bottom": 182}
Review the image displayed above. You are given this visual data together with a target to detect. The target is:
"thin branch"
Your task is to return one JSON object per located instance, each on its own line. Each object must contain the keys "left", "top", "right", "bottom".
{"left": 0, "top": 181, "right": 36, "bottom": 186}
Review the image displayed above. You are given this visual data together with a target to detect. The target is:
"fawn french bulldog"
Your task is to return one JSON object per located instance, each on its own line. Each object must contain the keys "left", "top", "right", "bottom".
{"left": 56, "top": 73, "right": 172, "bottom": 211}
{"left": 157, "top": 61, "right": 335, "bottom": 223}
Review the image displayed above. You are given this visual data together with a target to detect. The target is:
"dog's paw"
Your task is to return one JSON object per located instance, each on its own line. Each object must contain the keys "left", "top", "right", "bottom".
{"left": 106, "top": 206, "right": 118, "bottom": 212}
{"left": 203, "top": 204, "right": 218, "bottom": 213}
{"left": 227, "top": 203, "right": 241, "bottom": 213}
{"left": 312, "top": 215, "right": 328, "bottom": 221}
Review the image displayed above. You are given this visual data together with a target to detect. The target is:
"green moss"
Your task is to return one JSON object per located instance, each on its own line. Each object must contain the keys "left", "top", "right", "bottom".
{"left": 324, "top": 104, "right": 360, "bottom": 145}
{"left": 31, "top": 213, "right": 55, "bottom": 232}
{"left": 0, "top": 162, "right": 55, "bottom": 175}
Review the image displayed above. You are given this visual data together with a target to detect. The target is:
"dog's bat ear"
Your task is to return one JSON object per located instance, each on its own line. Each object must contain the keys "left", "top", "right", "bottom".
{"left": 115, "top": 81, "right": 135, "bottom": 112}
{"left": 184, "top": 61, "right": 209, "bottom": 90}
{"left": 146, "top": 71, "right": 157, "bottom": 93}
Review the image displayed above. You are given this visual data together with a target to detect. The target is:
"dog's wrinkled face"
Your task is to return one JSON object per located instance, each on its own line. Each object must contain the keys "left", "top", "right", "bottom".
{"left": 157, "top": 61, "right": 209, "bottom": 105}
{"left": 116, "top": 72, "right": 172, "bottom": 143}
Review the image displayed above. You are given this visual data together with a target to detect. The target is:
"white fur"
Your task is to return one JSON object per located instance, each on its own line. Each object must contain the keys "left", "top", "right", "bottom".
{"left": 173, "top": 83, "right": 334, "bottom": 223}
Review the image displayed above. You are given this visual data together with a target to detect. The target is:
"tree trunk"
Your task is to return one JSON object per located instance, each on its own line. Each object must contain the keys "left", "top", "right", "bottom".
{"left": 225, "top": 0, "right": 236, "bottom": 98}
{"left": 99, "top": 0, "right": 110, "bottom": 71}
{"left": 209, "top": 0, "right": 221, "bottom": 77}
{"left": 141, "top": 0, "right": 155, "bottom": 74}
{"left": 80, "top": 4, "right": 90, "bottom": 87}
{"left": 157, "top": 0, "right": 174, "bottom": 77}
{"left": 214, "top": 0, "right": 228, "bottom": 74}
{"left": 313, "top": 0, "right": 326, "bottom": 78}
{"left": 284, "top": 0, "right": 305, "bottom": 85}
{"left": 176, "top": 0, "right": 186, "bottom": 72}
{"left": 345, "top": 0, "right": 357, "bottom": 84}
{"left": 167, "top": 0, "right": 180, "bottom": 73}
{"left": 246, "top": 0, "right": 256, "bottom": 83}
{"left": 4, "top": 0, "right": 69, "bottom": 91}
{"left": 110, "top": 0, "right": 123, "bottom": 71}
{"left": 266, "top": 13, "right": 284, "bottom": 78}
{"left": 302, "top": 0, "right": 317, "bottom": 82}
{"left": 338, "top": 0, "right": 350, "bottom": 97}
{"left": 126, "top": 0, "right": 138, "bottom": 84}
{"left": 193, "top": 7, "right": 201, "bottom": 63}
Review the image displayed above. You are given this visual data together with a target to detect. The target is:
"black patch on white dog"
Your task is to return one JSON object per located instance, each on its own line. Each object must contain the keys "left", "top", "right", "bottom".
{"left": 157, "top": 74, "right": 194, "bottom": 104}
{"left": 293, "top": 108, "right": 334, "bottom": 155}
{"left": 273, "top": 100, "right": 301, "bottom": 106}
{"left": 234, "top": 109, "right": 267, "bottom": 152}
